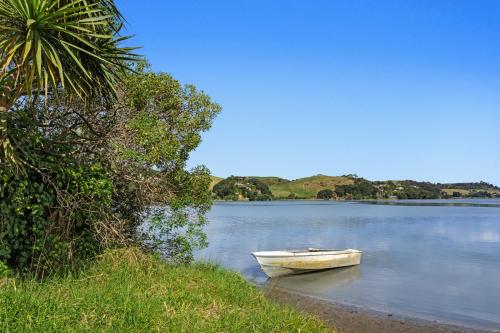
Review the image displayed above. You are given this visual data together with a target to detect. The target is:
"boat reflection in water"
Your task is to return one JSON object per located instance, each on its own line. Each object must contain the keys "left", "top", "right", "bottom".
{"left": 264, "top": 265, "right": 362, "bottom": 297}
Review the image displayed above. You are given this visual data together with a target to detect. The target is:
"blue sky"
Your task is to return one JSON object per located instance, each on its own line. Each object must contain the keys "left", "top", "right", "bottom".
{"left": 118, "top": 0, "right": 500, "bottom": 185}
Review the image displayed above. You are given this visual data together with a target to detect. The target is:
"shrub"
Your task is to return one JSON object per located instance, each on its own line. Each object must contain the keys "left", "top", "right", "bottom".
{"left": 317, "top": 189, "right": 334, "bottom": 200}
{"left": 0, "top": 114, "right": 113, "bottom": 275}
{"left": 0, "top": 261, "right": 11, "bottom": 278}
{"left": 0, "top": 68, "right": 221, "bottom": 275}
{"left": 213, "top": 176, "right": 273, "bottom": 201}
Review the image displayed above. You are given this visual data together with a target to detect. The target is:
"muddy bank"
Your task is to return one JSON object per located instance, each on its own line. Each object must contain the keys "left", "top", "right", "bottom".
{"left": 264, "top": 288, "right": 492, "bottom": 333}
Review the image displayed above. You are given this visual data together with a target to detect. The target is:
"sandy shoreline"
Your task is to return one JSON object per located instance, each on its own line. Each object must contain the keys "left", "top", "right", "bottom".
{"left": 263, "top": 288, "right": 494, "bottom": 333}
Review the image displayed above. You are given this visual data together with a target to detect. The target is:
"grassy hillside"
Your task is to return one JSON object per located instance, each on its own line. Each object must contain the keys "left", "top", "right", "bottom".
{"left": 251, "top": 176, "right": 290, "bottom": 186}
{"left": 439, "top": 181, "right": 500, "bottom": 197}
{"left": 0, "top": 248, "right": 331, "bottom": 332}
{"left": 270, "top": 175, "right": 354, "bottom": 198}
{"left": 209, "top": 175, "right": 223, "bottom": 189}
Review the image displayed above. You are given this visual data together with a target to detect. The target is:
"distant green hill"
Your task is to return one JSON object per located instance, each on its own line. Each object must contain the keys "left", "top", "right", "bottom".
{"left": 269, "top": 174, "right": 354, "bottom": 198}
{"left": 210, "top": 174, "right": 500, "bottom": 200}
{"left": 250, "top": 177, "right": 290, "bottom": 186}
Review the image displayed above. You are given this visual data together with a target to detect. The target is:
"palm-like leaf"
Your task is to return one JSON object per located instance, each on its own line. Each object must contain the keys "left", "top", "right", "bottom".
{"left": 0, "top": 0, "right": 136, "bottom": 103}
{"left": 0, "top": 0, "right": 137, "bottom": 165}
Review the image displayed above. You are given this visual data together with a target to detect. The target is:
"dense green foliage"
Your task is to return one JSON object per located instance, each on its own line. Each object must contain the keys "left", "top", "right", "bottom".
{"left": 0, "top": 111, "right": 113, "bottom": 275}
{"left": 317, "top": 189, "right": 334, "bottom": 200}
{"left": 0, "top": 67, "right": 220, "bottom": 274}
{"left": 335, "top": 177, "right": 499, "bottom": 200}
{"left": 387, "top": 180, "right": 442, "bottom": 199}
{"left": 335, "top": 177, "right": 379, "bottom": 200}
{"left": 113, "top": 68, "right": 221, "bottom": 263}
{"left": 0, "top": 248, "right": 331, "bottom": 332}
{"left": 213, "top": 176, "right": 273, "bottom": 201}
{"left": 375, "top": 180, "right": 500, "bottom": 199}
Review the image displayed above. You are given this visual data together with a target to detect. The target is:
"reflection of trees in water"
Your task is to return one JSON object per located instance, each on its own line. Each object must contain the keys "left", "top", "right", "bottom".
{"left": 264, "top": 265, "right": 362, "bottom": 295}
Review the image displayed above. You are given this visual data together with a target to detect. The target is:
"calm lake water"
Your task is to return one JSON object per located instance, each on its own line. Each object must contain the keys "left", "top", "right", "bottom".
{"left": 196, "top": 200, "right": 500, "bottom": 330}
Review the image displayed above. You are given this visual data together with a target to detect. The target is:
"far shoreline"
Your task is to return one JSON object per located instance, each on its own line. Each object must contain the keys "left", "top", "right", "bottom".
{"left": 213, "top": 198, "right": 500, "bottom": 208}
{"left": 214, "top": 197, "right": 500, "bottom": 202}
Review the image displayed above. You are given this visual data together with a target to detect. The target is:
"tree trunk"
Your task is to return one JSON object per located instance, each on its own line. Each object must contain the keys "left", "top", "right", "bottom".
{"left": 0, "top": 100, "right": 15, "bottom": 165}
{"left": 0, "top": 102, "right": 8, "bottom": 135}
{"left": 1, "top": 68, "right": 23, "bottom": 166}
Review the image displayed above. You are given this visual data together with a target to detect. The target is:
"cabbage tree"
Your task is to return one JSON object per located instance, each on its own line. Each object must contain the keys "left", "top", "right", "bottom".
{"left": 0, "top": 0, "right": 136, "bottom": 164}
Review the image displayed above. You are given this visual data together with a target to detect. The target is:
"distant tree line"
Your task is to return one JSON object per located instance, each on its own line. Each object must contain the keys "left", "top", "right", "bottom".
{"left": 334, "top": 178, "right": 379, "bottom": 199}
{"left": 439, "top": 181, "right": 500, "bottom": 191}
{"left": 448, "top": 190, "right": 499, "bottom": 198}
{"left": 0, "top": 0, "right": 222, "bottom": 275}
{"left": 315, "top": 178, "right": 500, "bottom": 200}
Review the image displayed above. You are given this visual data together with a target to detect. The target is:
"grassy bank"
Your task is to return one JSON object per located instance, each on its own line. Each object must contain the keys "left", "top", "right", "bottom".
{"left": 0, "top": 249, "right": 331, "bottom": 332}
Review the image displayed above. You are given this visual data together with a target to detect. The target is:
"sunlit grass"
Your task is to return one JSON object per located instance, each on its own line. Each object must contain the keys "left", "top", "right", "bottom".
{"left": 0, "top": 248, "right": 331, "bottom": 332}
{"left": 270, "top": 175, "right": 354, "bottom": 198}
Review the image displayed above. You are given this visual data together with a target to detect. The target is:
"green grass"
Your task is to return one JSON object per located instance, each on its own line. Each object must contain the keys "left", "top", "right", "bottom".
{"left": 270, "top": 175, "right": 354, "bottom": 198}
{"left": 250, "top": 177, "right": 290, "bottom": 186}
{"left": 211, "top": 175, "right": 353, "bottom": 199}
{"left": 0, "top": 248, "right": 331, "bottom": 332}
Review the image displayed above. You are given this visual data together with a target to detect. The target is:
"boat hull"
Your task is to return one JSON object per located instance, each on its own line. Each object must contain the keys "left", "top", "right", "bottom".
{"left": 252, "top": 249, "right": 362, "bottom": 278}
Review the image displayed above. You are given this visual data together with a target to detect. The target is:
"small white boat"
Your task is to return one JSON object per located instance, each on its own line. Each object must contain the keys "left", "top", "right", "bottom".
{"left": 251, "top": 248, "right": 362, "bottom": 278}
